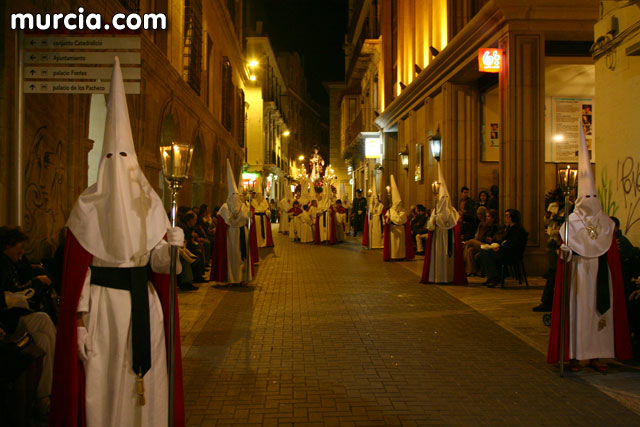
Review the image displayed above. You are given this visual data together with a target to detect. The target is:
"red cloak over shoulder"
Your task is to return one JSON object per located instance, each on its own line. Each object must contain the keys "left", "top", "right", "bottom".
{"left": 50, "top": 230, "right": 185, "bottom": 427}
{"left": 420, "top": 223, "right": 467, "bottom": 285}
{"left": 547, "top": 235, "right": 632, "bottom": 363}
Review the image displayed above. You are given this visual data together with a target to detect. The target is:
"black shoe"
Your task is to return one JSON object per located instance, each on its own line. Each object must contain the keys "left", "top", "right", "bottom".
{"left": 486, "top": 279, "right": 500, "bottom": 288}
{"left": 179, "top": 283, "right": 198, "bottom": 291}
{"left": 194, "top": 276, "right": 209, "bottom": 283}
{"left": 532, "top": 304, "right": 552, "bottom": 312}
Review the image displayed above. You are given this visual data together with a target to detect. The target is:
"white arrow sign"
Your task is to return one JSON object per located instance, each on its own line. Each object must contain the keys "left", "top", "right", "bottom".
{"left": 24, "top": 36, "right": 141, "bottom": 50}
{"left": 24, "top": 51, "right": 140, "bottom": 65}
{"left": 24, "top": 66, "right": 140, "bottom": 80}
{"left": 24, "top": 81, "right": 140, "bottom": 94}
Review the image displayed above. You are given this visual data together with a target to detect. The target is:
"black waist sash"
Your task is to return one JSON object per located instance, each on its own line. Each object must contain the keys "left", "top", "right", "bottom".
{"left": 596, "top": 254, "right": 611, "bottom": 315}
{"left": 90, "top": 265, "right": 151, "bottom": 377}
{"left": 322, "top": 211, "right": 327, "bottom": 227}
{"left": 255, "top": 212, "right": 266, "bottom": 238}
{"left": 240, "top": 226, "right": 247, "bottom": 260}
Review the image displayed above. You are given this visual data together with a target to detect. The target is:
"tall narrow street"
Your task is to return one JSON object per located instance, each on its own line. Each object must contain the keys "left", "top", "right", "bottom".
{"left": 179, "top": 232, "right": 640, "bottom": 425}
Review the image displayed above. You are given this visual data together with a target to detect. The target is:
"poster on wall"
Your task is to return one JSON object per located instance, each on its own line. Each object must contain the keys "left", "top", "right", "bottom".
{"left": 490, "top": 123, "right": 499, "bottom": 147}
{"left": 550, "top": 97, "right": 595, "bottom": 163}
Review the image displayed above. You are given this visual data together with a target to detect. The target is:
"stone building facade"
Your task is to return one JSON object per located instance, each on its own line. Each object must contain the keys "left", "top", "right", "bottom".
{"left": 1, "top": 0, "right": 248, "bottom": 260}
{"left": 340, "top": 0, "right": 600, "bottom": 274}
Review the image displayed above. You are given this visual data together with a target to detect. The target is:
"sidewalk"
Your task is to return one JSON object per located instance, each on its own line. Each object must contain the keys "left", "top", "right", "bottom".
{"left": 397, "top": 248, "right": 640, "bottom": 415}
{"left": 178, "top": 231, "right": 640, "bottom": 425}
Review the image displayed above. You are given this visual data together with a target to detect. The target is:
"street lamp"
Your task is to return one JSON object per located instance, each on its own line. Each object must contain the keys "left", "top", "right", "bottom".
{"left": 557, "top": 164, "right": 577, "bottom": 377}
{"left": 283, "top": 130, "right": 290, "bottom": 136}
{"left": 431, "top": 180, "right": 440, "bottom": 210}
{"left": 429, "top": 127, "right": 442, "bottom": 162}
{"left": 398, "top": 146, "right": 409, "bottom": 172}
{"left": 159, "top": 142, "right": 194, "bottom": 427}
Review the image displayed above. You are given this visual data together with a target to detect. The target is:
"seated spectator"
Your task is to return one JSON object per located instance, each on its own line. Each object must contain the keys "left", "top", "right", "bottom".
{"left": 270, "top": 198, "right": 278, "bottom": 223}
{"left": 463, "top": 207, "right": 499, "bottom": 275}
{"left": 177, "top": 211, "right": 206, "bottom": 290}
{"left": 0, "top": 226, "right": 56, "bottom": 415}
{"left": 476, "top": 209, "right": 527, "bottom": 287}
{"left": 411, "top": 205, "right": 429, "bottom": 254}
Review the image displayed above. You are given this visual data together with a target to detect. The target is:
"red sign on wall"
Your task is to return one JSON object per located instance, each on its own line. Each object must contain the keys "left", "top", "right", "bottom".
{"left": 478, "top": 48, "right": 503, "bottom": 73}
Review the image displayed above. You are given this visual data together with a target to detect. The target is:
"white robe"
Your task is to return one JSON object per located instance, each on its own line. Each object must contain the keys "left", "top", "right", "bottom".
{"left": 299, "top": 211, "right": 314, "bottom": 243}
{"left": 335, "top": 210, "right": 346, "bottom": 242}
{"left": 289, "top": 211, "right": 300, "bottom": 241}
{"left": 278, "top": 199, "right": 291, "bottom": 233}
{"left": 317, "top": 208, "right": 331, "bottom": 242}
{"left": 386, "top": 208, "right": 408, "bottom": 259}
{"left": 78, "top": 240, "right": 174, "bottom": 427}
{"left": 251, "top": 198, "right": 270, "bottom": 247}
{"left": 426, "top": 215, "right": 455, "bottom": 283}
{"left": 568, "top": 254, "right": 614, "bottom": 360}
{"left": 368, "top": 204, "right": 385, "bottom": 249}
{"left": 219, "top": 203, "right": 252, "bottom": 284}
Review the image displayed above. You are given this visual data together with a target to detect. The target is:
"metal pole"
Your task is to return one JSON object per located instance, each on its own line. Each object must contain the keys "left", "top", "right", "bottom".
{"left": 168, "top": 186, "right": 178, "bottom": 427}
{"left": 559, "top": 192, "right": 570, "bottom": 377}
{"left": 13, "top": 30, "right": 24, "bottom": 225}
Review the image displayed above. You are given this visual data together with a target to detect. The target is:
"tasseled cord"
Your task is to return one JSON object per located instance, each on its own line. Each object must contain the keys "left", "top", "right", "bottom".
{"left": 137, "top": 369, "right": 146, "bottom": 406}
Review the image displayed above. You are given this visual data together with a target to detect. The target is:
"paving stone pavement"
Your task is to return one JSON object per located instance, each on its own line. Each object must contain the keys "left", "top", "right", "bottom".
{"left": 180, "top": 231, "right": 640, "bottom": 426}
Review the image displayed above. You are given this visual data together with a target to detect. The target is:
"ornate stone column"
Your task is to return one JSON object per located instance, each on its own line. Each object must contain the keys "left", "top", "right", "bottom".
{"left": 499, "top": 30, "right": 546, "bottom": 271}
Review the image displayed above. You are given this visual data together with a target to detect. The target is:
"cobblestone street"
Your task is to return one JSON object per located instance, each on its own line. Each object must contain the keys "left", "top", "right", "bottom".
{"left": 178, "top": 231, "right": 640, "bottom": 426}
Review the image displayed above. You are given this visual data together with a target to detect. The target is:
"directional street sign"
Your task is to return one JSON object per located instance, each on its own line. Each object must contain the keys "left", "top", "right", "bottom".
{"left": 24, "top": 51, "right": 140, "bottom": 65}
{"left": 24, "top": 66, "right": 141, "bottom": 80}
{"left": 24, "top": 81, "right": 141, "bottom": 94}
{"left": 24, "top": 36, "right": 141, "bottom": 50}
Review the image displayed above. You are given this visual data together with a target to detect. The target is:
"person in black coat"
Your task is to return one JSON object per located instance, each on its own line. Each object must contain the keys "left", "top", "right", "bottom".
{"left": 476, "top": 209, "right": 528, "bottom": 287}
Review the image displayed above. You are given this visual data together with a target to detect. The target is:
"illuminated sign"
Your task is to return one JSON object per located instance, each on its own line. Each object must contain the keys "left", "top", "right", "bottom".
{"left": 478, "top": 48, "right": 503, "bottom": 73}
{"left": 365, "top": 138, "right": 382, "bottom": 158}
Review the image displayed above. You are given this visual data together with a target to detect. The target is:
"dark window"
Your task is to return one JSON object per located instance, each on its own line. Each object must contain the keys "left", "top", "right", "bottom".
{"left": 221, "top": 57, "right": 233, "bottom": 131}
{"left": 183, "top": 0, "right": 202, "bottom": 94}
{"left": 118, "top": 0, "right": 140, "bottom": 13}
{"left": 237, "top": 89, "right": 245, "bottom": 147}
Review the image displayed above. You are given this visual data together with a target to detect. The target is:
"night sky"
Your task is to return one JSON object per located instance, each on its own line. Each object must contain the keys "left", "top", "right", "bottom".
{"left": 255, "top": 0, "right": 347, "bottom": 113}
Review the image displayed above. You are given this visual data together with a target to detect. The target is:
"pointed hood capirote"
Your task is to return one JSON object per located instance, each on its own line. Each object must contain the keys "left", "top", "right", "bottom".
{"left": 369, "top": 179, "right": 380, "bottom": 211}
{"left": 560, "top": 121, "right": 614, "bottom": 257}
{"left": 433, "top": 163, "right": 459, "bottom": 229}
{"left": 390, "top": 175, "right": 402, "bottom": 209}
{"left": 218, "top": 159, "right": 249, "bottom": 226}
{"left": 66, "top": 57, "right": 169, "bottom": 263}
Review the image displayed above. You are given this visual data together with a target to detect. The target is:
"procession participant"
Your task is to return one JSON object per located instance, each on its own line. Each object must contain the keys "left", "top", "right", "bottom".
{"left": 337, "top": 183, "right": 352, "bottom": 235}
{"left": 278, "top": 191, "right": 292, "bottom": 235}
{"left": 351, "top": 189, "right": 367, "bottom": 237}
{"left": 421, "top": 164, "right": 466, "bottom": 285}
{"left": 334, "top": 200, "right": 347, "bottom": 242}
{"left": 383, "top": 176, "right": 415, "bottom": 261}
{"left": 250, "top": 182, "right": 274, "bottom": 248}
{"left": 288, "top": 201, "right": 303, "bottom": 242}
{"left": 362, "top": 181, "right": 384, "bottom": 249}
{"left": 314, "top": 183, "right": 337, "bottom": 244}
{"left": 50, "top": 57, "right": 185, "bottom": 427}
{"left": 211, "top": 160, "right": 254, "bottom": 285}
{"left": 547, "top": 124, "right": 632, "bottom": 372}
{"left": 299, "top": 205, "right": 315, "bottom": 243}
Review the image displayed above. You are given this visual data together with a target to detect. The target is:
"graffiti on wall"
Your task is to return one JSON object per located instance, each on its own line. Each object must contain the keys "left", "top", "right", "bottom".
{"left": 24, "top": 126, "right": 66, "bottom": 260}
{"left": 617, "top": 156, "right": 640, "bottom": 235}
{"left": 598, "top": 166, "right": 618, "bottom": 217}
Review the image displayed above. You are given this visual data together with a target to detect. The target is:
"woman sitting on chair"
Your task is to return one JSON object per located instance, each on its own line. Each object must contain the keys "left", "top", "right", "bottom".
{"left": 476, "top": 209, "right": 527, "bottom": 287}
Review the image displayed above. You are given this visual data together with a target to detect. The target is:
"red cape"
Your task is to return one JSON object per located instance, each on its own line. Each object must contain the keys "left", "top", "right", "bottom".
{"left": 383, "top": 220, "right": 415, "bottom": 261}
{"left": 210, "top": 216, "right": 254, "bottom": 283}
{"left": 420, "top": 223, "right": 467, "bottom": 285}
{"left": 547, "top": 235, "right": 632, "bottom": 363}
{"left": 50, "top": 230, "right": 185, "bottom": 427}
{"left": 362, "top": 214, "right": 369, "bottom": 246}
{"left": 248, "top": 208, "right": 259, "bottom": 264}
{"left": 329, "top": 207, "right": 338, "bottom": 244}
